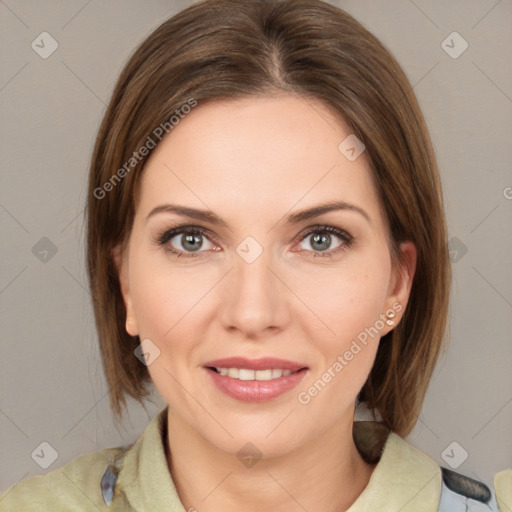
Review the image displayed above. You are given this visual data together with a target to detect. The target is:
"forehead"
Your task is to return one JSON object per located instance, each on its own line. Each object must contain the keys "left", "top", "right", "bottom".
{"left": 137, "top": 94, "right": 381, "bottom": 225}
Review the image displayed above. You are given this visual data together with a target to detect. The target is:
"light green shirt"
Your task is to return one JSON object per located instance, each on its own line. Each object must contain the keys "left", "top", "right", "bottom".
{"left": 1, "top": 407, "right": 510, "bottom": 511}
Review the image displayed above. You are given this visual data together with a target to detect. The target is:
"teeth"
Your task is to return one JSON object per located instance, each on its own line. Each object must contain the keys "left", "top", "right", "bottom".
{"left": 214, "top": 368, "right": 295, "bottom": 380}
{"left": 227, "top": 368, "right": 239, "bottom": 379}
{"left": 239, "top": 369, "right": 254, "bottom": 380}
{"left": 255, "top": 369, "right": 273, "bottom": 380}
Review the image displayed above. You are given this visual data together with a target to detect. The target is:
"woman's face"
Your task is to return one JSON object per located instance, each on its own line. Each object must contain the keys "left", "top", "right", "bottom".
{"left": 116, "top": 94, "right": 415, "bottom": 456}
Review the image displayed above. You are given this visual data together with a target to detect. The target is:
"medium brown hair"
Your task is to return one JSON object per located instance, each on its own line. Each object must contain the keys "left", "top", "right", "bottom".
{"left": 86, "top": 0, "right": 451, "bottom": 436}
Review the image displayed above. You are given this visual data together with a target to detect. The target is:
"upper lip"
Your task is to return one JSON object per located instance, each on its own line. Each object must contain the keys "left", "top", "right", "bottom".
{"left": 204, "top": 357, "right": 307, "bottom": 372}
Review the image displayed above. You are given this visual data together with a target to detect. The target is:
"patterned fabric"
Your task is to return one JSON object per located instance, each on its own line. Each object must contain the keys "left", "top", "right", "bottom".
{"left": 100, "top": 446, "right": 133, "bottom": 506}
{"left": 438, "top": 467, "right": 501, "bottom": 511}
{"left": 100, "top": 464, "right": 119, "bottom": 506}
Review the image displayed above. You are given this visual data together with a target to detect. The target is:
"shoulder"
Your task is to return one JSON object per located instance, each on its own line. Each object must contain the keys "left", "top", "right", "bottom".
{"left": 438, "top": 466, "right": 511, "bottom": 512}
{"left": 494, "top": 468, "right": 512, "bottom": 511}
{"left": 361, "top": 425, "right": 510, "bottom": 512}
{"left": 0, "top": 445, "right": 129, "bottom": 512}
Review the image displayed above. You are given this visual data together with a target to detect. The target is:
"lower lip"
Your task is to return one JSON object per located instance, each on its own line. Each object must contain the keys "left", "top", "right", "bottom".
{"left": 204, "top": 367, "right": 308, "bottom": 402}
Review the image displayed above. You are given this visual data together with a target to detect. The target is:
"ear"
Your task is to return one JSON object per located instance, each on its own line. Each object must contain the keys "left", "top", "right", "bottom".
{"left": 112, "top": 243, "right": 139, "bottom": 337}
{"left": 382, "top": 241, "right": 417, "bottom": 335}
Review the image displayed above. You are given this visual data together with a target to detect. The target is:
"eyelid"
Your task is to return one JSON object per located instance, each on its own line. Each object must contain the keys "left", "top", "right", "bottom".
{"left": 155, "top": 224, "right": 220, "bottom": 253}
{"left": 294, "top": 224, "right": 353, "bottom": 243}
{"left": 292, "top": 224, "right": 354, "bottom": 256}
{"left": 155, "top": 223, "right": 354, "bottom": 258}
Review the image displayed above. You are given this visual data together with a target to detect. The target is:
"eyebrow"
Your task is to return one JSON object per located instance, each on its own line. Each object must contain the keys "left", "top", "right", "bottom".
{"left": 146, "top": 200, "right": 371, "bottom": 227}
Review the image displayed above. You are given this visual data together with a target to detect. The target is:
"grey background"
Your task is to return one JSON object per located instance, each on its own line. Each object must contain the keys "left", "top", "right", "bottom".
{"left": 1, "top": 0, "right": 511, "bottom": 495}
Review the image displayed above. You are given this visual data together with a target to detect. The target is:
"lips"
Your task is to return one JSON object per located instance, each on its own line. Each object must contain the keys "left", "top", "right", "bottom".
{"left": 203, "top": 357, "right": 309, "bottom": 402}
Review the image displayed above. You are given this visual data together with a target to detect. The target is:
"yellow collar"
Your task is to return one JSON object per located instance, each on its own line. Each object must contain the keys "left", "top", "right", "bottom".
{"left": 114, "top": 407, "right": 441, "bottom": 511}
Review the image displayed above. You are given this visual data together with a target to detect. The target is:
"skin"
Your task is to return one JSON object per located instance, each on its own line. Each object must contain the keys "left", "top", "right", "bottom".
{"left": 115, "top": 93, "right": 416, "bottom": 512}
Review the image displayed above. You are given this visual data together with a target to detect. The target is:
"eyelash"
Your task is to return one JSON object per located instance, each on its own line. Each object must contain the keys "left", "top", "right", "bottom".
{"left": 154, "top": 224, "right": 354, "bottom": 259}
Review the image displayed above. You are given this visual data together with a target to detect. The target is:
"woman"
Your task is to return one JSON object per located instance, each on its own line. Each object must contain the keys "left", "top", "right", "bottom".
{"left": 1, "top": 0, "right": 510, "bottom": 510}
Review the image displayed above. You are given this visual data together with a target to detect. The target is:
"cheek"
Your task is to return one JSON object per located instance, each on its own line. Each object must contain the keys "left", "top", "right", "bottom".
{"left": 293, "top": 264, "right": 389, "bottom": 415}
{"left": 293, "top": 253, "right": 391, "bottom": 343}
{"left": 128, "top": 246, "right": 209, "bottom": 340}
{"left": 292, "top": 250, "right": 391, "bottom": 399}
{"left": 127, "top": 251, "right": 209, "bottom": 400}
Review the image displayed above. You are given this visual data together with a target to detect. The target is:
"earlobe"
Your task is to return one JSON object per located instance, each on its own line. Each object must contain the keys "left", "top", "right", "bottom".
{"left": 125, "top": 316, "right": 139, "bottom": 336}
{"left": 112, "top": 244, "right": 139, "bottom": 337}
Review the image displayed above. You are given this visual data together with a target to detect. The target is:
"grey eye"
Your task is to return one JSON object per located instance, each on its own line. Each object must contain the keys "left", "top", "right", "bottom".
{"left": 299, "top": 231, "right": 343, "bottom": 253}
{"left": 169, "top": 231, "right": 214, "bottom": 253}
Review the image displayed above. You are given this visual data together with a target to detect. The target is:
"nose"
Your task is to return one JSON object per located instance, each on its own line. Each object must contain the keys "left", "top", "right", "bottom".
{"left": 219, "top": 247, "right": 291, "bottom": 339}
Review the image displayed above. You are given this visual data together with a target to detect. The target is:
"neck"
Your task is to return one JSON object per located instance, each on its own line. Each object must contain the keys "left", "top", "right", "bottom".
{"left": 165, "top": 410, "right": 376, "bottom": 512}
